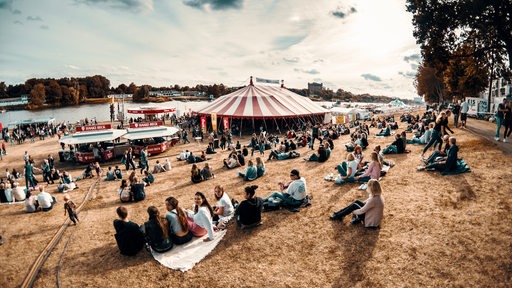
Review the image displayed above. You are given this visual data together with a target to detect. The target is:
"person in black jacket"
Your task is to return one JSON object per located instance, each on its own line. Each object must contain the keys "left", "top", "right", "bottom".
{"left": 113, "top": 206, "right": 145, "bottom": 256}
{"left": 417, "top": 137, "right": 458, "bottom": 172}
{"left": 382, "top": 133, "right": 405, "bottom": 154}
{"left": 234, "top": 185, "right": 263, "bottom": 229}
{"left": 141, "top": 206, "right": 173, "bottom": 253}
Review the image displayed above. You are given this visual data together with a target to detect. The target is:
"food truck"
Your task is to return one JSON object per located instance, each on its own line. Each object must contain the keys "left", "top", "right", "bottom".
{"left": 58, "top": 124, "right": 127, "bottom": 163}
{"left": 127, "top": 106, "right": 176, "bottom": 121}
{"left": 124, "top": 121, "right": 180, "bottom": 155}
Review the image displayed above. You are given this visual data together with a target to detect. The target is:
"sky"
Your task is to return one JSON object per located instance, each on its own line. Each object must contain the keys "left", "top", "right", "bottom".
{"left": 0, "top": 0, "right": 422, "bottom": 99}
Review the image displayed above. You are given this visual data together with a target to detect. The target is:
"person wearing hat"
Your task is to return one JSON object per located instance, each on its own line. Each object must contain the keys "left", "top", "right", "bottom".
{"left": 263, "top": 169, "right": 307, "bottom": 207}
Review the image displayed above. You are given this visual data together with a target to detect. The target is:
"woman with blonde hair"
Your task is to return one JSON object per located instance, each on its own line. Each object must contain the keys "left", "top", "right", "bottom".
{"left": 355, "top": 151, "right": 381, "bottom": 183}
{"left": 334, "top": 153, "right": 358, "bottom": 184}
{"left": 329, "top": 179, "right": 384, "bottom": 228}
{"left": 255, "top": 157, "right": 265, "bottom": 178}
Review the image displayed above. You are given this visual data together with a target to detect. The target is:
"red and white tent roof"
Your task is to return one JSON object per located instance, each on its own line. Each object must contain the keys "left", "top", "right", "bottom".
{"left": 195, "top": 84, "right": 328, "bottom": 119}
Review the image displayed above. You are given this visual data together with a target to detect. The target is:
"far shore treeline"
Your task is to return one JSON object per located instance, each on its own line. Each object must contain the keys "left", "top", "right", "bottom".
{"left": 0, "top": 75, "right": 414, "bottom": 110}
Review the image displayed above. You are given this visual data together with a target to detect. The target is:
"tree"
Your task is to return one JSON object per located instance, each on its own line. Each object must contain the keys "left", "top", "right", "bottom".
{"left": 407, "top": 0, "right": 512, "bottom": 75}
{"left": 7, "top": 84, "right": 26, "bottom": 98}
{"left": 133, "top": 85, "right": 149, "bottom": 102}
{"left": 115, "top": 84, "right": 128, "bottom": 94}
{"left": 127, "top": 82, "right": 137, "bottom": 94}
{"left": 0, "top": 82, "right": 7, "bottom": 98}
{"left": 30, "top": 83, "right": 46, "bottom": 106}
{"left": 45, "top": 80, "right": 63, "bottom": 105}
{"left": 69, "top": 87, "right": 80, "bottom": 105}
{"left": 415, "top": 63, "right": 445, "bottom": 104}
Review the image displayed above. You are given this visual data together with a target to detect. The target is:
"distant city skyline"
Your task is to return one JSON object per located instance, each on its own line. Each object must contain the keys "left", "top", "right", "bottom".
{"left": 0, "top": 0, "right": 421, "bottom": 99}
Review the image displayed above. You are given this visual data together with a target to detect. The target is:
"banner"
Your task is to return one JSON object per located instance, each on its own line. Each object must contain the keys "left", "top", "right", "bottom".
{"left": 255, "top": 77, "right": 280, "bottom": 84}
{"left": 76, "top": 124, "right": 111, "bottom": 132}
{"left": 200, "top": 116, "right": 207, "bottom": 133}
{"left": 129, "top": 121, "right": 162, "bottom": 128}
{"left": 223, "top": 117, "right": 229, "bottom": 131}
{"left": 211, "top": 112, "right": 217, "bottom": 132}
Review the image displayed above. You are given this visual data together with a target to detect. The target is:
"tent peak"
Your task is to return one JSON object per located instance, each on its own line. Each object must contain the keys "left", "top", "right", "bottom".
{"left": 250, "top": 76, "right": 253, "bottom": 86}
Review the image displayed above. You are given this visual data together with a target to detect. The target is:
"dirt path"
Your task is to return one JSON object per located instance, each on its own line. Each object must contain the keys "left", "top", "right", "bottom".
{"left": 464, "top": 118, "right": 512, "bottom": 155}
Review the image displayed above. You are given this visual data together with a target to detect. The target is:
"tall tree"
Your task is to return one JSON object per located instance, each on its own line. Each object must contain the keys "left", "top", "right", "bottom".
{"left": 30, "top": 83, "right": 46, "bottom": 106}
{"left": 415, "top": 63, "right": 445, "bottom": 104}
{"left": 46, "top": 79, "right": 63, "bottom": 105}
{"left": 407, "top": 0, "right": 512, "bottom": 76}
{"left": 0, "top": 82, "right": 7, "bottom": 98}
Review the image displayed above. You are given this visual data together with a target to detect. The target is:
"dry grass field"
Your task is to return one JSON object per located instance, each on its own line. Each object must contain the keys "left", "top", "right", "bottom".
{"left": 0, "top": 117, "right": 511, "bottom": 288}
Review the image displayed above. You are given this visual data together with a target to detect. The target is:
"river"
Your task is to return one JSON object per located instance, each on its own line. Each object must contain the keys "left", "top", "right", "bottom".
{"left": 0, "top": 100, "right": 210, "bottom": 126}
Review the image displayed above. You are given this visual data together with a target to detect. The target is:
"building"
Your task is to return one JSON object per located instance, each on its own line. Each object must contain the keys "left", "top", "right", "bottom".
{"left": 308, "top": 82, "right": 323, "bottom": 96}
{"left": 0, "top": 95, "right": 29, "bottom": 107}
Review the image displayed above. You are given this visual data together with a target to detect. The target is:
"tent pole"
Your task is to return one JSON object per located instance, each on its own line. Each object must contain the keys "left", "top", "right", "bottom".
{"left": 263, "top": 118, "right": 268, "bottom": 133}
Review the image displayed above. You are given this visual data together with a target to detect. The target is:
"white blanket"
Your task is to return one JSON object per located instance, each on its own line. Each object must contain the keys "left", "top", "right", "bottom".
{"left": 151, "top": 229, "right": 227, "bottom": 272}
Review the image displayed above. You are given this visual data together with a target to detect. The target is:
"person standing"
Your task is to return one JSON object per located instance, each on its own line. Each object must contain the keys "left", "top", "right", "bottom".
{"left": 139, "top": 146, "right": 149, "bottom": 174}
{"left": 125, "top": 148, "right": 136, "bottom": 171}
{"left": 495, "top": 98, "right": 508, "bottom": 141}
{"left": 24, "top": 160, "right": 40, "bottom": 192}
{"left": 460, "top": 98, "right": 469, "bottom": 129}
{"left": 452, "top": 100, "right": 461, "bottom": 128}
{"left": 63, "top": 195, "right": 79, "bottom": 225}
{"left": 502, "top": 101, "right": 512, "bottom": 142}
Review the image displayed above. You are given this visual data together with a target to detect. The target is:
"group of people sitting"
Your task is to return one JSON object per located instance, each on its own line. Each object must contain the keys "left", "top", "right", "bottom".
{"left": 114, "top": 184, "right": 265, "bottom": 256}
{"left": 191, "top": 163, "right": 215, "bottom": 183}
{"left": 237, "top": 157, "right": 265, "bottom": 181}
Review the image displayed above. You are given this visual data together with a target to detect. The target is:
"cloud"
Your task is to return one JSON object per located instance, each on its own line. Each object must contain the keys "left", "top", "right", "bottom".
{"left": 410, "top": 63, "right": 418, "bottom": 70}
{"left": 273, "top": 35, "right": 307, "bottom": 50}
{"left": 361, "top": 73, "right": 381, "bottom": 81}
{"left": 0, "top": 0, "right": 11, "bottom": 10}
{"left": 74, "top": 0, "right": 153, "bottom": 13}
{"left": 283, "top": 57, "right": 300, "bottom": 63}
{"left": 40, "top": 25, "right": 49, "bottom": 30}
{"left": 331, "top": 6, "right": 357, "bottom": 19}
{"left": 398, "top": 71, "right": 416, "bottom": 79}
{"left": 66, "top": 64, "right": 80, "bottom": 70}
{"left": 13, "top": 20, "right": 22, "bottom": 25}
{"left": 183, "top": 0, "right": 242, "bottom": 10}
{"left": 313, "top": 59, "right": 324, "bottom": 64}
{"left": 12, "top": 8, "right": 20, "bottom": 14}
{"left": 294, "top": 68, "right": 320, "bottom": 75}
{"left": 403, "top": 53, "right": 420, "bottom": 63}
{"left": 27, "top": 16, "right": 43, "bottom": 21}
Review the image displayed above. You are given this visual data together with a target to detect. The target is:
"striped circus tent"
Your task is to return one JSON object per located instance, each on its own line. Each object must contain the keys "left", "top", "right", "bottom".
{"left": 194, "top": 78, "right": 329, "bottom": 134}
{"left": 195, "top": 81, "right": 328, "bottom": 119}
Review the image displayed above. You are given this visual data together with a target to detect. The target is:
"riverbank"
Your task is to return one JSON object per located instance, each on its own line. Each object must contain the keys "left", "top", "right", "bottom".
{"left": 0, "top": 117, "right": 510, "bottom": 287}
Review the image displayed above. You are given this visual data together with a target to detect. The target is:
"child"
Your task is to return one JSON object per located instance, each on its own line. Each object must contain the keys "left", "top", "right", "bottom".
{"left": 64, "top": 195, "right": 79, "bottom": 225}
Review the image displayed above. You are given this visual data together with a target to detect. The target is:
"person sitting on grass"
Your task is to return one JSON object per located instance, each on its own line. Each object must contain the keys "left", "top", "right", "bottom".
{"left": 238, "top": 160, "right": 258, "bottom": 181}
{"left": 408, "top": 123, "right": 433, "bottom": 145}
{"left": 118, "top": 179, "right": 132, "bottom": 203}
{"left": 355, "top": 151, "right": 382, "bottom": 183}
{"left": 165, "top": 197, "right": 195, "bottom": 244}
{"left": 142, "top": 170, "right": 154, "bottom": 186}
{"left": 334, "top": 154, "right": 358, "bottom": 185}
{"left": 212, "top": 185, "right": 234, "bottom": 228}
{"left": 422, "top": 135, "right": 450, "bottom": 165}
{"left": 200, "top": 163, "right": 215, "bottom": 180}
{"left": 58, "top": 171, "right": 76, "bottom": 193}
{"left": 381, "top": 133, "right": 405, "bottom": 154}
{"left": 37, "top": 186, "right": 57, "bottom": 212}
{"left": 141, "top": 206, "right": 173, "bottom": 253}
{"left": 417, "top": 137, "right": 459, "bottom": 173}
{"left": 329, "top": 179, "right": 384, "bottom": 229}
{"left": 234, "top": 185, "right": 264, "bottom": 229}
{"left": 191, "top": 163, "right": 203, "bottom": 183}
{"left": 376, "top": 125, "right": 391, "bottom": 137}
{"left": 25, "top": 190, "right": 40, "bottom": 213}
{"left": 130, "top": 177, "right": 146, "bottom": 202}
{"left": 104, "top": 166, "right": 116, "bottom": 181}
{"left": 113, "top": 206, "right": 145, "bottom": 256}
{"left": 223, "top": 154, "right": 241, "bottom": 169}
{"left": 304, "top": 143, "right": 328, "bottom": 162}
{"left": 263, "top": 169, "right": 307, "bottom": 208}
{"left": 114, "top": 166, "right": 123, "bottom": 180}
{"left": 188, "top": 192, "right": 216, "bottom": 242}
{"left": 162, "top": 158, "right": 171, "bottom": 171}
{"left": 256, "top": 157, "right": 265, "bottom": 178}
{"left": 152, "top": 160, "right": 165, "bottom": 174}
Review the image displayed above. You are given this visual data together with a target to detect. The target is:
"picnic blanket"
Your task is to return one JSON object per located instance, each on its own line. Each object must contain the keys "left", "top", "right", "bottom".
{"left": 441, "top": 159, "right": 471, "bottom": 176}
{"left": 151, "top": 229, "right": 227, "bottom": 272}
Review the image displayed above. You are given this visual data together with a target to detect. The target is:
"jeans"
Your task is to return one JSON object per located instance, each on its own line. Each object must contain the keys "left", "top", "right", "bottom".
{"left": 496, "top": 117, "right": 503, "bottom": 138}
{"left": 382, "top": 145, "right": 397, "bottom": 154}
{"left": 266, "top": 192, "right": 303, "bottom": 207}
{"left": 423, "top": 130, "right": 441, "bottom": 154}
{"left": 331, "top": 200, "right": 365, "bottom": 220}
{"left": 336, "top": 162, "right": 348, "bottom": 175}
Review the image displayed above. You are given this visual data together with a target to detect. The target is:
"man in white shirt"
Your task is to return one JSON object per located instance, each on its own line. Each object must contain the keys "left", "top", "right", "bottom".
{"left": 37, "top": 186, "right": 56, "bottom": 212}
{"left": 264, "top": 169, "right": 307, "bottom": 207}
{"left": 460, "top": 98, "right": 469, "bottom": 129}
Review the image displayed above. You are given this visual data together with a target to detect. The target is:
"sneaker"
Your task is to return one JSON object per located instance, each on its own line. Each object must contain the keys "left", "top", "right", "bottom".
{"left": 416, "top": 166, "right": 425, "bottom": 171}
{"left": 495, "top": 137, "right": 500, "bottom": 141}
{"left": 503, "top": 138, "right": 508, "bottom": 143}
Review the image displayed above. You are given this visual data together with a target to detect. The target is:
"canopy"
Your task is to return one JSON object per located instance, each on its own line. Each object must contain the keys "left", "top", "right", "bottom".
{"left": 128, "top": 106, "right": 176, "bottom": 115}
{"left": 59, "top": 129, "right": 126, "bottom": 145}
{"left": 124, "top": 126, "right": 180, "bottom": 141}
{"left": 389, "top": 99, "right": 406, "bottom": 107}
{"left": 9, "top": 117, "right": 55, "bottom": 127}
{"left": 195, "top": 84, "right": 328, "bottom": 119}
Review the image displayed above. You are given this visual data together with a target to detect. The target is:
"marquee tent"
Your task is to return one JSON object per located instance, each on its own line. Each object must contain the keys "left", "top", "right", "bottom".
{"left": 194, "top": 79, "right": 329, "bottom": 133}
{"left": 195, "top": 81, "right": 328, "bottom": 119}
